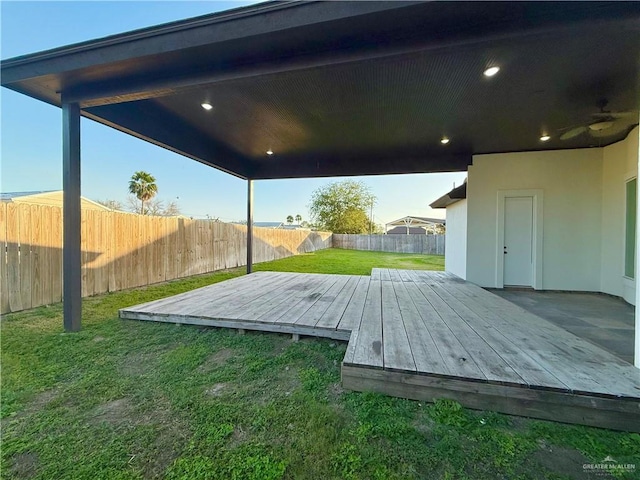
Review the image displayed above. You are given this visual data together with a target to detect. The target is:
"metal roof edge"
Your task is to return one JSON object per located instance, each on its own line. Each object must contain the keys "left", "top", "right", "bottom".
{"left": 0, "top": 1, "right": 302, "bottom": 67}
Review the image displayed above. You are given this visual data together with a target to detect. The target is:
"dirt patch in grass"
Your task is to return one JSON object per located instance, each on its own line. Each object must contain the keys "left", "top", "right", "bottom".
{"left": 121, "top": 352, "right": 157, "bottom": 376}
{"left": 531, "top": 443, "right": 596, "bottom": 479}
{"left": 139, "top": 420, "right": 190, "bottom": 480}
{"left": 329, "top": 382, "right": 345, "bottom": 399}
{"left": 90, "top": 398, "right": 135, "bottom": 426}
{"left": 197, "top": 348, "right": 235, "bottom": 372}
{"left": 205, "top": 383, "right": 228, "bottom": 397}
{"left": 10, "top": 452, "right": 39, "bottom": 479}
{"left": 229, "top": 425, "right": 249, "bottom": 447}
{"left": 30, "top": 389, "right": 59, "bottom": 411}
{"left": 411, "top": 416, "right": 435, "bottom": 436}
{"left": 276, "top": 366, "right": 301, "bottom": 397}
{"left": 110, "top": 396, "right": 191, "bottom": 479}
{"left": 6, "top": 388, "right": 60, "bottom": 424}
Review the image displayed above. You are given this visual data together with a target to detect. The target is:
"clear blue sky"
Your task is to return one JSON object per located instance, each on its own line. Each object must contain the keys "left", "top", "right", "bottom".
{"left": 1, "top": 1, "right": 466, "bottom": 224}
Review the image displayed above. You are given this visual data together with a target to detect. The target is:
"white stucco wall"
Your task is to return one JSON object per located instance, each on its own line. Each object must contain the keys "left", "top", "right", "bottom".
{"left": 466, "top": 148, "right": 604, "bottom": 291}
{"left": 444, "top": 199, "right": 467, "bottom": 279}
{"left": 463, "top": 128, "right": 639, "bottom": 299}
{"left": 601, "top": 126, "right": 638, "bottom": 303}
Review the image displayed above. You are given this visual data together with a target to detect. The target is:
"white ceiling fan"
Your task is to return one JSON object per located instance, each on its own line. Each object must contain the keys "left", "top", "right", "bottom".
{"left": 559, "top": 99, "right": 638, "bottom": 141}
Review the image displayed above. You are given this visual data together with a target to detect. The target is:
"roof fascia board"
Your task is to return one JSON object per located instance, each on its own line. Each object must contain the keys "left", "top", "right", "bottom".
{"left": 1, "top": 1, "right": 418, "bottom": 84}
{"left": 60, "top": 17, "right": 640, "bottom": 108}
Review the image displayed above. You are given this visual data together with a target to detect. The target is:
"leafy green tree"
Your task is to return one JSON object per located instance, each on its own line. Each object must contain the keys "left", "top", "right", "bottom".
{"left": 308, "top": 180, "right": 377, "bottom": 233}
{"left": 295, "top": 214, "right": 302, "bottom": 224}
{"left": 128, "top": 171, "right": 158, "bottom": 215}
{"left": 286, "top": 215, "right": 294, "bottom": 224}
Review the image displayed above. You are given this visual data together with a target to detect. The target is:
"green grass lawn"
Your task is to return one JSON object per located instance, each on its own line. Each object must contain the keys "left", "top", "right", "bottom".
{"left": 2, "top": 249, "right": 638, "bottom": 479}
{"left": 254, "top": 248, "right": 444, "bottom": 275}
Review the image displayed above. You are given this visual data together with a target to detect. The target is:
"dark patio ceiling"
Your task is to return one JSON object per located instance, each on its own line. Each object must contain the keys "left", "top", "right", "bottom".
{"left": 2, "top": 1, "right": 639, "bottom": 180}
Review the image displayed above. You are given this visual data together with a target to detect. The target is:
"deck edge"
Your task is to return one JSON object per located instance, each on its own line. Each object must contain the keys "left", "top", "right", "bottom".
{"left": 341, "top": 364, "right": 640, "bottom": 432}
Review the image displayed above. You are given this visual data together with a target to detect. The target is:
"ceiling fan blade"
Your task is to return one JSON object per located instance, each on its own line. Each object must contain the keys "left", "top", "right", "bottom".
{"left": 590, "top": 119, "right": 635, "bottom": 138}
{"left": 608, "top": 111, "right": 639, "bottom": 120}
{"left": 591, "top": 110, "right": 638, "bottom": 120}
{"left": 560, "top": 126, "right": 587, "bottom": 140}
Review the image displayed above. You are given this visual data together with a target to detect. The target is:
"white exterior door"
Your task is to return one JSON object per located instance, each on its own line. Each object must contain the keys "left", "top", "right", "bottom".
{"left": 503, "top": 196, "right": 533, "bottom": 287}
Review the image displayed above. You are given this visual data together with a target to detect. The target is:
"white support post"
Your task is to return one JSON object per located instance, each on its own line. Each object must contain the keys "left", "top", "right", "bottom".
{"left": 635, "top": 122, "right": 640, "bottom": 368}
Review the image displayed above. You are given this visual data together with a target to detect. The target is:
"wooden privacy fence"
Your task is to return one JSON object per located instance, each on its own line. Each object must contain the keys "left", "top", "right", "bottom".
{"left": 0, "top": 203, "right": 331, "bottom": 314}
{"left": 333, "top": 234, "right": 445, "bottom": 255}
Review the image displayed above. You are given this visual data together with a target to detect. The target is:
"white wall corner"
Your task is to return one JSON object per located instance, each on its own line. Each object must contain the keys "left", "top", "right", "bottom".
{"left": 635, "top": 124, "right": 640, "bottom": 368}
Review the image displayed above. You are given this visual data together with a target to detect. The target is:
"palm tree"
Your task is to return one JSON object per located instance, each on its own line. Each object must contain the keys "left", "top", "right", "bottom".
{"left": 295, "top": 214, "right": 302, "bottom": 224}
{"left": 286, "top": 215, "right": 294, "bottom": 224}
{"left": 128, "top": 171, "right": 158, "bottom": 215}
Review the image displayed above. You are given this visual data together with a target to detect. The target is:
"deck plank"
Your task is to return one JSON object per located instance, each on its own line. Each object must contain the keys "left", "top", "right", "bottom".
{"left": 336, "top": 276, "right": 371, "bottom": 332}
{"left": 127, "top": 272, "right": 261, "bottom": 313}
{"left": 428, "top": 283, "right": 570, "bottom": 390}
{"left": 253, "top": 274, "right": 330, "bottom": 324}
{"left": 403, "top": 281, "right": 486, "bottom": 380}
{"left": 397, "top": 269, "right": 414, "bottom": 282}
{"left": 408, "top": 271, "right": 524, "bottom": 384}
{"left": 269, "top": 275, "right": 340, "bottom": 325}
{"left": 182, "top": 272, "right": 292, "bottom": 316}
{"left": 381, "top": 280, "right": 417, "bottom": 371}
{"left": 393, "top": 280, "right": 450, "bottom": 376}
{"left": 295, "top": 275, "right": 352, "bottom": 328}
{"left": 350, "top": 279, "right": 384, "bottom": 368}
{"left": 238, "top": 277, "right": 322, "bottom": 322}
{"left": 387, "top": 269, "right": 403, "bottom": 282}
{"left": 201, "top": 273, "right": 305, "bottom": 319}
{"left": 312, "top": 275, "right": 361, "bottom": 329}
{"left": 449, "top": 281, "right": 640, "bottom": 397}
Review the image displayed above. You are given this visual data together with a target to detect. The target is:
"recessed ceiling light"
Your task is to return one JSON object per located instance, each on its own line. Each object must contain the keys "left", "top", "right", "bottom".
{"left": 483, "top": 66, "right": 500, "bottom": 77}
{"left": 266, "top": 149, "right": 274, "bottom": 155}
{"left": 540, "top": 134, "right": 551, "bottom": 142}
{"left": 440, "top": 137, "right": 450, "bottom": 145}
{"left": 201, "top": 103, "right": 213, "bottom": 111}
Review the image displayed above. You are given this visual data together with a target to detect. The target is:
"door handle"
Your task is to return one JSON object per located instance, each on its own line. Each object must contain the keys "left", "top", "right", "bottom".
{"left": 503, "top": 246, "right": 508, "bottom": 254}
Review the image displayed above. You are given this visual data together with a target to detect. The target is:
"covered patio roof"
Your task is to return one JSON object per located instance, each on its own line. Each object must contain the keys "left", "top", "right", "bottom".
{"left": 2, "top": 1, "right": 639, "bottom": 180}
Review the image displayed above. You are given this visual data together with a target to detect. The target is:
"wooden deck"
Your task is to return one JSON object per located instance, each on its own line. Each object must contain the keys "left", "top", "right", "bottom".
{"left": 120, "top": 269, "right": 640, "bottom": 431}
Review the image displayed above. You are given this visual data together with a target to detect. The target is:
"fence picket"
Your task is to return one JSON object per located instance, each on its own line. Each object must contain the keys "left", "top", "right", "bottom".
{"left": 333, "top": 234, "right": 445, "bottom": 255}
{"left": 0, "top": 203, "right": 9, "bottom": 313}
{"left": 0, "top": 203, "right": 332, "bottom": 314}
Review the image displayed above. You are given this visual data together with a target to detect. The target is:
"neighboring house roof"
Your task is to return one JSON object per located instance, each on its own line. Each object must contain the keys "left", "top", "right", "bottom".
{"left": 385, "top": 215, "right": 445, "bottom": 229}
{"left": 386, "top": 226, "right": 429, "bottom": 235}
{"left": 281, "top": 224, "right": 308, "bottom": 230}
{"left": 1, "top": 190, "right": 111, "bottom": 211}
{"left": 254, "top": 221, "right": 284, "bottom": 228}
{"left": 430, "top": 183, "right": 467, "bottom": 209}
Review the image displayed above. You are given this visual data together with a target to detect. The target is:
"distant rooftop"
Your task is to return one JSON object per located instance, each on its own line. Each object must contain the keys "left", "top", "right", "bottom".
{"left": 254, "top": 221, "right": 283, "bottom": 228}
{"left": 1, "top": 190, "right": 111, "bottom": 211}
{"left": 0, "top": 190, "right": 55, "bottom": 200}
{"left": 387, "top": 226, "right": 430, "bottom": 235}
{"left": 385, "top": 215, "right": 445, "bottom": 227}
